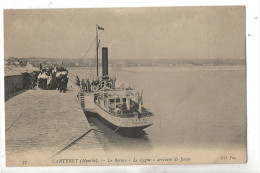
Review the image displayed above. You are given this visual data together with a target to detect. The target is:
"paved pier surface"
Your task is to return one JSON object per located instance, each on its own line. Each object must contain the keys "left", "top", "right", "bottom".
{"left": 5, "top": 82, "right": 104, "bottom": 166}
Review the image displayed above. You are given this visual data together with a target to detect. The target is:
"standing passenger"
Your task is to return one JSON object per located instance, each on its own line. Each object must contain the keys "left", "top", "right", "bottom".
{"left": 76, "top": 76, "right": 80, "bottom": 87}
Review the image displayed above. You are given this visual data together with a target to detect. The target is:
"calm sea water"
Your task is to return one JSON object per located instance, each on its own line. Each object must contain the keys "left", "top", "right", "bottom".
{"left": 67, "top": 66, "right": 246, "bottom": 152}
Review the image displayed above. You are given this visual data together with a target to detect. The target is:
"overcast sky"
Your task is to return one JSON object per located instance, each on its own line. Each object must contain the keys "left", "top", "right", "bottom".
{"left": 4, "top": 6, "right": 245, "bottom": 60}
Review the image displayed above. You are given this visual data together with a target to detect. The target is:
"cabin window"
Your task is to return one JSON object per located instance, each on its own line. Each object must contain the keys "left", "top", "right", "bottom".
{"left": 110, "top": 99, "right": 115, "bottom": 103}
{"left": 122, "top": 98, "right": 126, "bottom": 102}
{"left": 116, "top": 98, "right": 120, "bottom": 103}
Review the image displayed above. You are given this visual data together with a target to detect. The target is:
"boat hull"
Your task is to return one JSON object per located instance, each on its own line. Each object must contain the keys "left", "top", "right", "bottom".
{"left": 80, "top": 92, "right": 154, "bottom": 136}
{"left": 95, "top": 112, "right": 152, "bottom": 137}
{"left": 94, "top": 103, "right": 153, "bottom": 136}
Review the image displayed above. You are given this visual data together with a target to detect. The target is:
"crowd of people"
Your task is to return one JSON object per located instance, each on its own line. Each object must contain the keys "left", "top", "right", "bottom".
{"left": 76, "top": 76, "right": 117, "bottom": 93}
{"left": 22, "top": 63, "right": 122, "bottom": 94}
{"left": 37, "top": 65, "right": 68, "bottom": 93}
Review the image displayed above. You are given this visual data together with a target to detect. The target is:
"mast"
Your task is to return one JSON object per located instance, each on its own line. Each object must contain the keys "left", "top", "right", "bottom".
{"left": 96, "top": 24, "right": 99, "bottom": 77}
{"left": 96, "top": 24, "right": 104, "bottom": 77}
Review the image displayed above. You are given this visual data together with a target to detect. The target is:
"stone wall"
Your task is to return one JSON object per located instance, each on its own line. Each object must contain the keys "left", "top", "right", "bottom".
{"left": 5, "top": 74, "right": 25, "bottom": 97}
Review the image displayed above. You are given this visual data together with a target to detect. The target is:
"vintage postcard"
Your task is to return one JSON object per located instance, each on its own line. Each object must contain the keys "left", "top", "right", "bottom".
{"left": 4, "top": 6, "right": 246, "bottom": 166}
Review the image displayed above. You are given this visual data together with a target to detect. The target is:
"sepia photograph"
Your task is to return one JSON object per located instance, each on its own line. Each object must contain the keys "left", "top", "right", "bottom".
{"left": 3, "top": 6, "right": 247, "bottom": 166}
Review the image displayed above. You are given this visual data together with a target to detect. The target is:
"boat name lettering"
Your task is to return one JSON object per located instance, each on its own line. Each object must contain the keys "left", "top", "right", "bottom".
{"left": 132, "top": 118, "right": 147, "bottom": 124}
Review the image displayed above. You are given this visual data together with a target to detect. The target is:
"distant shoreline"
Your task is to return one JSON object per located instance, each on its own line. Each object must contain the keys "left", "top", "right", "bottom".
{"left": 4, "top": 58, "right": 246, "bottom": 76}
{"left": 5, "top": 57, "right": 245, "bottom": 68}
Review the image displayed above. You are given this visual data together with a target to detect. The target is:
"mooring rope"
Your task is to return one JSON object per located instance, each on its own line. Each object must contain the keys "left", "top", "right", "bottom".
{"left": 68, "top": 72, "right": 77, "bottom": 79}
{"left": 50, "top": 118, "right": 125, "bottom": 158}
{"left": 5, "top": 114, "right": 23, "bottom": 132}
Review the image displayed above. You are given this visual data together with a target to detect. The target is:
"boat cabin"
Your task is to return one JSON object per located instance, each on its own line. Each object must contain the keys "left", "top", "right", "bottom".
{"left": 94, "top": 90, "right": 141, "bottom": 116}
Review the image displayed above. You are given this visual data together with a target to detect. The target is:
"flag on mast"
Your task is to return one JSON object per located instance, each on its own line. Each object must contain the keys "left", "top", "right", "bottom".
{"left": 97, "top": 25, "right": 105, "bottom": 30}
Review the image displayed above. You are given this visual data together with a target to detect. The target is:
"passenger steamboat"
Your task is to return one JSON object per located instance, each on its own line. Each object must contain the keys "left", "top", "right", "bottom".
{"left": 78, "top": 25, "right": 154, "bottom": 136}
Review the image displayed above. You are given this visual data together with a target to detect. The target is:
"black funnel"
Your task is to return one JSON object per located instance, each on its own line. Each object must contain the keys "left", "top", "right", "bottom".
{"left": 102, "top": 47, "right": 108, "bottom": 76}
